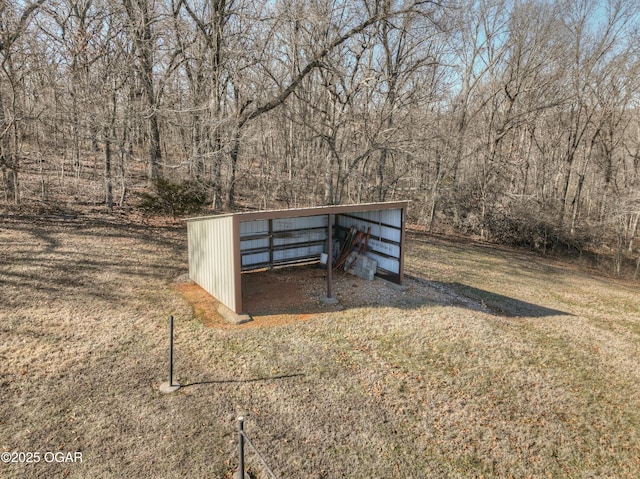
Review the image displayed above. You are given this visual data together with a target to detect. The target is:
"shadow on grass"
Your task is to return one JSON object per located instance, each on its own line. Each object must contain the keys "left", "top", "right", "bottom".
{"left": 1, "top": 213, "right": 187, "bottom": 308}
{"left": 242, "top": 266, "right": 571, "bottom": 319}
{"left": 437, "top": 282, "right": 572, "bottom": 318}
{"left": 240, "top": 266, "right": 572, "bottom": 320}
{"left": 180, "top": 373, "right": 305, "bottom": 389}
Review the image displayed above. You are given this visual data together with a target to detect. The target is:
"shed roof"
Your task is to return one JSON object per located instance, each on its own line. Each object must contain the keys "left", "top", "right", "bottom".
{"left": 184, "top": 201, "right": 407, "bottom": 222}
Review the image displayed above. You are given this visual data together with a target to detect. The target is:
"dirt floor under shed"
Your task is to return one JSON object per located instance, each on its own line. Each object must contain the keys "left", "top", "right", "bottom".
{"left": 173, "top": 264, "right": 439, "bottom": 328}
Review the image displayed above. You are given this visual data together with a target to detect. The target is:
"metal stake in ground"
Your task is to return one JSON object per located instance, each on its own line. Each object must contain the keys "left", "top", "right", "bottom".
{"left": 234, "top": 416, "right": 249, "bottom": 479}
{"left": 159, "top": 315, "right": 180, "bottom": 393}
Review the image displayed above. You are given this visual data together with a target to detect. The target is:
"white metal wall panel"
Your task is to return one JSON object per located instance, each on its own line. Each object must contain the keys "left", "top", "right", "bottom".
{"left": 187, "top": 216, "right": 237, "bottom": 312}
{"left": 273, "top": 218, "right": 296, "bottom": 231}
{"left": 339, "top": 210, "right": 402, "bottom": 242}
{"left": 240, "top": 219, "right": 269, "bottom": 268}
{"left": 349, "top": 208, "right": 401, "bottom": 226}
{"left": 367, "top": 254, "right": 399, "bottom": 274}
{"left": 240, "top": 237, "right": 269, "bottom": 251}
{"left": 239, "top": 216, "right": 328, "bottom": 269}
{"left": 240, "top": 220, "right": 269, "bottom": 236}
{"left": 336, "top": 208, "right": 402, "bottom": 275}
{"left": 242, "top": 252, "right": 270, "bottom": 267}
{"left": 273, "top": 228, "right": 326, "bottom": 246}
{"left": 273, "top": 244, "right": 324, "bottom": 261}
{"left": 273, "top": 215, "right": 325, "bottom": 231}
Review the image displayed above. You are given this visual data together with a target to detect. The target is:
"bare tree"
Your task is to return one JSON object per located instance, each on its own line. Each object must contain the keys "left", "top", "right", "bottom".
{"left": 122, "top": 0, "right": 163, "bottom": 183}
{"left": 168, "top": 0, "right": 241, "bottom": 208}
{"left": 0, "top": 0, "right": 46, "bottom": 203}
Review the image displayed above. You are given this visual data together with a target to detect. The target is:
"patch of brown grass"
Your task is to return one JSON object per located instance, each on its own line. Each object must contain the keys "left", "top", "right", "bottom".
{"left": 1, "top": 215, "right": 639, "bottom": 478}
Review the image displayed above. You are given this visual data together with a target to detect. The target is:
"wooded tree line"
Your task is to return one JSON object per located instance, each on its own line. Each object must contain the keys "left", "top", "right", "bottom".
{"left": 1, "top": 0, "right": 639, "bottom": 273}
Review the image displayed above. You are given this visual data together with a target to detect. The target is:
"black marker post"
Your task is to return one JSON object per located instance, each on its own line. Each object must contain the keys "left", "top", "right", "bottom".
{"left": 159, "top": 315, "right": 180, "bottom": 393}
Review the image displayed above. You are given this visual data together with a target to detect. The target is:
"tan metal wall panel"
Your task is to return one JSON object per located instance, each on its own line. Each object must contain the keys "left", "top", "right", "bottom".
{"left": 187, "top": 216, "right": 237, "bottom": 312}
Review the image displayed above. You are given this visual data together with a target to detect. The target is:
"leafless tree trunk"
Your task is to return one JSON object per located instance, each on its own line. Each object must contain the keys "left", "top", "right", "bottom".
{"left": 0, "top": 0, "right": 46, "bottom": 203}
{"left": 122, "top": 0, "right": 163, "bottom": 183}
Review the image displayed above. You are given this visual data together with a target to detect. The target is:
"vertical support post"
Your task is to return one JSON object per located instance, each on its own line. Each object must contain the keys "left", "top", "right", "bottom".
{"left": 238, "top": 416, "right": 245, "bottom": 479}
{"left": 159, "top": 315, "right": 180, "bottom": 393}
{"left": 168, "top": 315, "right": 174, "bottom": 386}
{"left": 327, "top": 214, "right": 333, "bottom": 299}
{"left": 268, "top": 218, "right": 274, "bottom": 267}
{"left": 398, "top": 205, "right": 405, "bottom": 284}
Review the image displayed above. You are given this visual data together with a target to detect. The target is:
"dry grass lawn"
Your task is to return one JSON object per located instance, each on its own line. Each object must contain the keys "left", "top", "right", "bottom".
{"left": 1, "top": 213, "right": 639, "bottom": 478}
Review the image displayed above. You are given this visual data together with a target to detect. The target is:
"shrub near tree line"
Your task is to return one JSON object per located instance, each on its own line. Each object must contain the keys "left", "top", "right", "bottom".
{"left": 137, "top": 179, "right": 208, "bottom": 218}
{"left": 485, "top": 207, "right": 592, "bottom": 255}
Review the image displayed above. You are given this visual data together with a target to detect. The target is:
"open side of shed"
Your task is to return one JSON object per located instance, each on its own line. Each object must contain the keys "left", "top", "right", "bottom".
{"left": 186, "top": 201, "right": 406, "bottom": 314}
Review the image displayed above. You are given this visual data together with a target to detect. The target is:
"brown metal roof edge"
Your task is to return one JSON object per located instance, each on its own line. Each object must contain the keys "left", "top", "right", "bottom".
{"left": 183, "top": 201, "right": 408, "bottom": 223}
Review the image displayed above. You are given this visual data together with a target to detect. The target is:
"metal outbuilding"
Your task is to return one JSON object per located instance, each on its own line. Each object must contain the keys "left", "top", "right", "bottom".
{"left": 185, "top": 201, "right": 407, "bottom": 314}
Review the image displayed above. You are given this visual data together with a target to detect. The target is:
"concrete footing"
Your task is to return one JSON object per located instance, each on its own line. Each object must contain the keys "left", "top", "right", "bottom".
{"left": 320, "top": 295, "right": 339, "bottom": 305}
{"left": 382, "top": 279, "right": 409, "bottom": 292}
{"left": 159, "top": 382, "right": 180, "bottom": 394}
{"left": 218, "top": 303, "right": 252, "bottom": 325}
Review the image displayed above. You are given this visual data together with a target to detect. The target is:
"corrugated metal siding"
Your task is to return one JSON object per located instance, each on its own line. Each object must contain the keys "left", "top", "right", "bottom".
{"left": 273, "top": 215, "right": 325, "bottom": 231}
{"left": 240, "top": 219, "right": 270, "bottom": 268}
{"left": 363, "top": 240, "right": 400, "bottom": 273}
{"left": 241, "top": 219, "right": 270, "bottom": 236}
{"left": 336, "top": 208, "right": 402, "bottom": 275}
{"left": 350, "top": 208, "right": 400, "bottom": 226}
{"left": 239, "top": 215, "right": 328, "bottom": 269}
{"left": 273, "top": 230, "right": 326, "bottom": 246}
{"left": 187, "top": 216, "right": 237, "bottom": 312}
{"left": 273, "top": 244, "right": 324, "bottom": 261}
{"left": 339, "top": 209, "right": 402, "bottom": 240}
